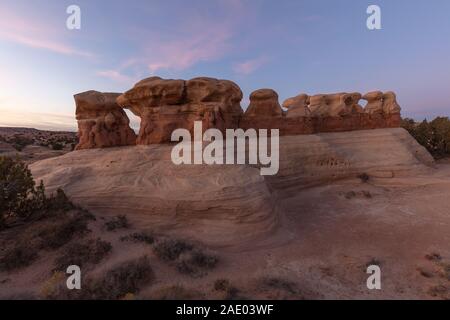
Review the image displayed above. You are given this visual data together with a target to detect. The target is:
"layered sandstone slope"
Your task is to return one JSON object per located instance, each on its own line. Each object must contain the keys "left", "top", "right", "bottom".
{"left": 267, "top": 128, "right": 435, "bottom": 192}
{"left": 30, "top": 144, "right": 277, "bottom": 245}
{"left": 30, "top": 128, "right": 434, "bottom": 245}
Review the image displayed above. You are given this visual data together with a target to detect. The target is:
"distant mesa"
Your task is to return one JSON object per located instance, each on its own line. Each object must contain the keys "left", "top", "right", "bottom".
{"left": 73, "top": 76, "right": 402, "bottom": 149}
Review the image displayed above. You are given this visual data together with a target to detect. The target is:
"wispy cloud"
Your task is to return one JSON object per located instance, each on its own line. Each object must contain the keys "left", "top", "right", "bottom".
{"left": 233, "top": 56, "right": 269, "bottom": 75}
{"left": 96, "top": 70, "right": 137, "bottom": 84}
{"left": 0, "top": 5, "right": 93, "bottom": 58}
{"left": 145, "top": 24, "right": 233, "bottom": 73}
{"left": 99, "top": 0, "right": 249, "bottom": 82}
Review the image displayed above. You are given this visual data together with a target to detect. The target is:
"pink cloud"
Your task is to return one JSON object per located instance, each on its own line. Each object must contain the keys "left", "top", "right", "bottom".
{"left": 144, "top": 24, "right": 234, "bottom": 73}
{"left": 0, "top": 5, "right": 93, "bottom": 58}
{"left": 233, "top": 56, "right": 269, "bottom": 75}
{"left": 100, "top": 0, "right": 249, "bottom": 82}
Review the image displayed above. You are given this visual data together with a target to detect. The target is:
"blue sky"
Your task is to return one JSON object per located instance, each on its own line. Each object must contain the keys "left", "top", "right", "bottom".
{"left": 0, "top": 0, "right": 449, "bottom": 130}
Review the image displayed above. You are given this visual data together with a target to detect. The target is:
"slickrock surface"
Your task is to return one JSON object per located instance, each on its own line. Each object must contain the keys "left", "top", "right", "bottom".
{"left": 75, "top": 91, "right": 136, "bottom": 150}
{"left": 266, "top": 128, "right": 434, "bottom": 192}
{"left": 30, "top": 128, "right": 433, "bottom": 245}
{"left": 30, "top": 144, "right": 277, "bottom": 245}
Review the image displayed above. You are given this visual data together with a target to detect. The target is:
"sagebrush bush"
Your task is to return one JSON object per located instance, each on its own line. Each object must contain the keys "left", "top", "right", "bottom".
{"left": 104, "top": 215, "right": 130, "bottom": 231}
{"left": 402, "top": 117, "right": 450, "bottom": 159}
{"left": 260, "top": 277, "right": 298, "bottom": 294}
{"left": 121, "top": 231, "right": 155, "bottom": 245}
{"left": 152, "top": 237, "right": 218, "bottom": 276}
{"left": 77, "top": 256, "right": 154, "bottom": 300}
{"left": 0, "top": 243, "right": 39, "bottom": 272}
{"left": 37, "top": 215, "right": 89, "bottom": 249}
{"left": 176, "top": 248, "right": 218, "bottom": 275}
{"left": 153, "top": 238, "right": 194, "bottom": 262}
{"left": 54, "top": 238, "right": 112, "bottom": 271}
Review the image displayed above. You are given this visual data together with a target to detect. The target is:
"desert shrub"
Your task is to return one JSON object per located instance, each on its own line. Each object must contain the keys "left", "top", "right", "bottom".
{"left": 78, "top": 256, "right": 154, "bottom": 300}
{"left": 0, "top": 156, "right": 75, "bottom": 228}
{"left": 345, "top": 191, "right": 356, "bottom": 199}
{"left": 121, "top": 231, "right": 155, "bottom": 245}
{"left": 214, "top": 279, "right": 231, "bottom": 291}
{"left": 104, "top": 215, "right": 130, "bottom": 231}
{"left": 153, "top": 238, "right": 194, "bottom": 261}
{"left": 0, "top": 156, "right": 35, "bottom": 227}
{"left": 37, "top": 215, "right": 89, "bottom": 249}
{"left": 344, "top": 190, "right": 372, "bottom": 200}
{"left": 176, "top": 248, "right": 218, "bottom": 276}
{"left": 444, "top": 265, "right": 450, "bottom": 281}
{"left": 213, "top": 279, "right": 240, "bottom": 300}
{"left": 51, "top": 142, "right": 64, "bottom": 151}
{"left": 358, "top": 173, "right": 370, "bottom": 183}
{"left": 425, "top": 253, "right": 442, "bottom": 262}
{"left": 54, "top": 238, "right": 112, "bottom": 271}
{"left": 428, "top": 285, "right": 449, "bottom": 299}
{"left": 8, "top": 135, "right": 34, "bottom": 151}
{"left": 153, "top": 238, "right": 218, "bottom": 276}
{"left": 402, "top": 117, "right": 450, "bottom": 159}
{"left": 260, "top": 277, "right": 298, "bottom": 295}
{"left": 0, "top": 243, "right": 39, "bottom": 271}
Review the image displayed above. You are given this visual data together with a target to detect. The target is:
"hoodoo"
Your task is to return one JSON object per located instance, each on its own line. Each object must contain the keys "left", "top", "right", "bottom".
{"left": 74, "top": 90, "right": 136, "bottom": 150}
{"left": 73, "top": 76, "right": 402, "bottom": 150}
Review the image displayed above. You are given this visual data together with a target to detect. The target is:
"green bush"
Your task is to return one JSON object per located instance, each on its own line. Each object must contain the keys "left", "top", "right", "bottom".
{"left": 402, "top": 117, "right": 450, "bottom": 159}
{"left": 0, "top": 156, "right": 35, "bottom": 228}
{"left": 8, "top": 135, "right": 34, "bottom": 151}
{"left": 51, "top": 142, "right": 64, "bottom": 151}
{"left": 0, "top": 156, "right": 74, "bottom": 229}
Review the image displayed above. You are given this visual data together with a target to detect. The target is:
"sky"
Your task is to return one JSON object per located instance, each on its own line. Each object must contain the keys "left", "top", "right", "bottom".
{"left": 0, "top": 0, "right": 449, "bottom": 131}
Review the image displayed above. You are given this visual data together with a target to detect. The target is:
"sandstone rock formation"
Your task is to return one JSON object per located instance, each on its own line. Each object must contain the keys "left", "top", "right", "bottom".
{"left": 265, "top": 128, "right": 434, "bottom": 192}
{"left": 30, "top": 128, "right": 433, "bottom": 245}
{"left": 308, "top": 94, "right": 328, "bottom": 117}
{"left": 74, "top": 76, "right": 404, "bottom": 149}
{"left": 325, "top": 93, "right": 354, "bottom": 117}
{"left": 309, "top": 93, "right": 363, "bottom": 117}
{"left": 282, "top": 94, "right": 311, "bottom": 118}
{"left": 244, "top": 89, "right": 283, "bottom": 118}
{"left": 362, "top": 91, "right": 384, "bottom": 115}
{"left": 349, "top": 92, "right": 364, "bottom": 113}
{"left": 30, "top": 144, "right": 277, "bottom": 245}
{"left": 117, "top": 77, "right": 243, "bottom": 144}
{"left": 382, "top": 91, "right": 402, "bottom": 114}
{"left": 75, "top": 91, "right": 136, "bottom": 150}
